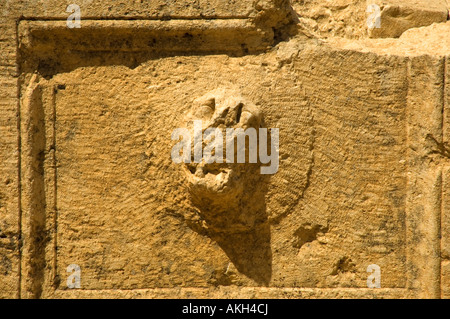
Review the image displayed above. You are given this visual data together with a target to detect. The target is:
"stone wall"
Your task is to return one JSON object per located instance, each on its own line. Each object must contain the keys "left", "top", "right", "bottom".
{"left": 0, "top": 0, "right": 449, "bottom": 298}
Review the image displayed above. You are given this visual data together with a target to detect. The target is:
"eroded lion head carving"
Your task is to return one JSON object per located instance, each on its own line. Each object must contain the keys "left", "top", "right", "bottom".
{"left": 181, "top": 88, "right": 268, "bottom": 233}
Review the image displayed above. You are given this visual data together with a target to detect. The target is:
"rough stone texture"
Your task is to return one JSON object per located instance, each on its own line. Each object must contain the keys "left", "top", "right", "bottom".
{"left": 367, "top": 0, "right": 449, "bottom": 38}
{"left": 442, "top": 56, "right": 450, "bottom": 299}
{"left": 0, "top": 1, "right": 449, "bottom": 299}
{"left": 291, "top": 0, "right": 449, "bottom": 39}
{"left": 0, "top": 10, "right": 20, "bottom": 300}
{"left": 292, "top": 0, "right": 368, "bottom": 38}
{"left": 327, "top": 21, "right": 450, "bottom": 56}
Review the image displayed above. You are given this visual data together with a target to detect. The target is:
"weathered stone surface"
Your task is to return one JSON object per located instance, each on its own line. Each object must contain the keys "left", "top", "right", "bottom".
{"left": 442, "top": 54, "right": 450, "bottom": 299}
{"left": 292, "top": 0, "right": 368, "bottom": 39}
{"left": 0, "top": 0, "right": 449, "bottom": 299}
{"left": 0, "top": 16, "right": 20, "bottom": 299}
{"left": 442, "top": 261, "right": 450, "bottom": 298}
{"left": 327, "top": 21, "right": 450, "bottom": 56}
{"left": 368, "top": 0, "right": 449, "bottom": 38}
{"left": 292, "top": 0, "right": 449, "bottom": 39}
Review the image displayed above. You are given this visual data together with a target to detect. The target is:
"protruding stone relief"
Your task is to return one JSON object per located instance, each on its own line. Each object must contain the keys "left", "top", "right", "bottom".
{"left": 367, "top": 0, "right": 449, "bottom": 38}
{"left": 2, "top": 0, "right": 449, "bottom": 299}
{"left": 171, "top": 88, "right": 274, "bottom": 285}
{"left": 291, "top": 0, "right": 449, "bottom": 39}
{"left": 180, "top": 88, "right": 270, "bottom": 234}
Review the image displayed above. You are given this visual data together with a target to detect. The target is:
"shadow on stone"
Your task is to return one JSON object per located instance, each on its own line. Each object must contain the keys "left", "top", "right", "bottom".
{"left": 181, "top": 88, "right": 273, "bottom": 285}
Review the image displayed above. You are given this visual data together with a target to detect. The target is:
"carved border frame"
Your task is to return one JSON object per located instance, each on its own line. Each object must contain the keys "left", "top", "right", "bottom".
{"left": 17, "top": 19, "right": 447, "bottom": 299}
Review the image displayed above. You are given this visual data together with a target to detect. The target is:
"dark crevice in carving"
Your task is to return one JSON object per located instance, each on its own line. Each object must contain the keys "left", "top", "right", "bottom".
{"left": 235, "top": 103, "right": 243, "bottom": 124}
{"left": 426, "top": 134, "right": 450, "bottom": 158}
{"left": 331, "top": 256, "right": 356, "bottom": 275}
